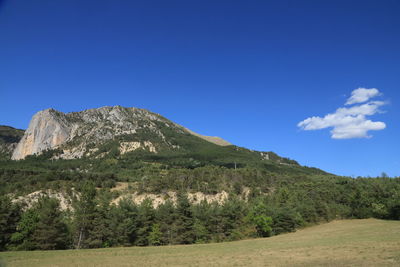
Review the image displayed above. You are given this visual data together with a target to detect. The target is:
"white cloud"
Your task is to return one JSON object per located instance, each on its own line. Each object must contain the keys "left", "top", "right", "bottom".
{"left": 345, "top": 88, "right": 380, "bottom": 105}
{"left": 298, "top": 89, "right": 386, "bottom": 139}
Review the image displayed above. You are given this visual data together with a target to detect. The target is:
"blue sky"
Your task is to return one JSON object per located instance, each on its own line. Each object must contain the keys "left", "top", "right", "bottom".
{"left": 0, "top": 0, "right": 399, "bottom": 177}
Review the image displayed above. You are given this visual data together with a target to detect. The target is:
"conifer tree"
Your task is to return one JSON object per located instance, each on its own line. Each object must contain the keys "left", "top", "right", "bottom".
{"left": 32, "top": 197, "right": 69, "bottom": 250}
{"left": 155, "top": 200, "right": 175, "bottom": 245}
{"left": 173, "top": 193, "right": 195, "bottom": 244}
{"left": 135, "top": 199, "right": 155, "bottom": 246}
{"left": 86, "top": 190, "right": 113, "bottom": 248}
{"left": 0, "top": 196, "right": 21, "bottom": 251}
{"left": 73, "top": 181, "right": 97, "bottom": 249}
{"left": 114, "top": 198, "right": 138, "bottom": 246}
{"left": 148, "top": 224, "right": 162, "bottom": 246}
{"left": 10, "top": 207, "right": 39, "bottom": 250}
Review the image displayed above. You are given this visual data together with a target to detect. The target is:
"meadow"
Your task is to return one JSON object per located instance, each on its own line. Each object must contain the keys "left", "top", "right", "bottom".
{"left": 1, "top": 218, "right": 399, "bottom": 267}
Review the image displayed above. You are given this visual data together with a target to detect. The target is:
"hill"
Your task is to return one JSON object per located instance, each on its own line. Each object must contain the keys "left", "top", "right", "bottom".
{"left": 0, "top": 106, "right": 326, "bottom": 197}
{"left": 10, "top": 106, "right": 302, "bottom": 170}
{"left": 0, "top": 106, "right": 399, "bottom": 253}
{"left": 0, "top": 126, "right": 24, "bottom": 160}
{"left": 1, "top": 219, "right": 399, "bottom": 266}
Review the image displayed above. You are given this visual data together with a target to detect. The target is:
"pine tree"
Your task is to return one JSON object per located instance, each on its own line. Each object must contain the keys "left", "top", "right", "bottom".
{"left": 0, "top": 196, "right": 21, "bottom": 251}
{"left": 114, "top": 198, "right": 138, "bottom": 246}
{"left": 193, "top": 219, "right": 209, "bottom": 243}
{"left": 10, "top": 207, "right": 39, "bottom": 250}
{"left": 32, "top": 197, "right": 69, "bottom": 250}
{"left": 220, "top": 197, "right": 247, "bottom": 240}
{"left": 148, "top": 224, "right": 162, "bottom": 246}
{"left": 86, "top": 190, "right": 113, "bottom": 248}
{"left": 73, "top": 181, "right": 97, "bottom": 249}
{"left": 135, "top": 199, "right": 155, "bottom": 246}
{"left": 172, "top": 193, "right": 195, "bottom": 244}
{"left": 155, "top": 200, "right": 175, "bottom": 245}
{"left": 192, "top": 200, "right": 214, "bottom": 243}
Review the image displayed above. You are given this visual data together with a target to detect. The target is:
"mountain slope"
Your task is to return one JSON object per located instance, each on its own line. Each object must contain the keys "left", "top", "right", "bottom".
{"left": 10, "top": 106, "right": 303, "bottom": 170}
{"left": 0, "top": 126, "right": 24, "bottom": 159}
{"left": 12, "top": 106, "right": 232, "bottom": 160}
{"left": 2, "top": 105, "right": 327, "bottom": 197}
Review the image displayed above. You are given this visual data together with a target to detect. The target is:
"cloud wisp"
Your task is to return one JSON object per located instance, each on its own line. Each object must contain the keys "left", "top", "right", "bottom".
{"left": 298, "top": 88, "right": 386, "bottom": 139}
{"left": 345, "top": 87, "right": 380, "bottom": 105}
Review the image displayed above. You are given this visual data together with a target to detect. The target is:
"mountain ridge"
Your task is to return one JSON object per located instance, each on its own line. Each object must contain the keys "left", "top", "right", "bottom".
{"left": 4, "top": 105, "right": 315, "bottom": 177}
{"left": 11, "top": 106, "right": 232, "bottom": 160}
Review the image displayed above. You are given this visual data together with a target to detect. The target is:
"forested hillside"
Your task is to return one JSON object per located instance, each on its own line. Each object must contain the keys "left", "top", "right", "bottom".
{"left": 1, "top": 155, "right": 399, "bottom": 250}
{"left": 0, "top": 106, "right": 399, "bottom": 251}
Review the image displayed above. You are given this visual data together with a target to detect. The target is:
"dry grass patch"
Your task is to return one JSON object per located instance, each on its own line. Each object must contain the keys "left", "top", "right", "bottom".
{"left": 110, "top": 182, "right": 130, "bottom": 192}
{"left": 1, "top": 219, "right": 399, "bottom": 267}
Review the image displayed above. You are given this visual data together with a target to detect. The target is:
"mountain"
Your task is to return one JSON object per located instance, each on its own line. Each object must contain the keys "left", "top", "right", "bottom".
{"left": 1, "top": 107, "right": 399, "bottom": 253}
{"left": 0, "top": 125, "right": 24, "bottom": 159}
{"left": 10, "top": 106, "right": 303, "bottom": 170}
{"left": 12, "top": 106, "right": 231, "bottom": 160}
{"left": 1, "top": 105, "right": 327, "bottom": 202}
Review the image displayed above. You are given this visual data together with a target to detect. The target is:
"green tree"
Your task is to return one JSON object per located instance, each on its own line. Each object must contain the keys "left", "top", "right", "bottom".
{"left": 0, "top": 196, "right": 21, "bottom": 251}
{"left": 73, "top": 181, "right": 97, "bottom": 249}
{"left": 155, "top": 200, "right": 176, "bottom": 245}
{"left": 272, "top": 208, "right": 303, "bottom": 235}
{"left": 10, "top": 206, "right": 40, "bottom": 250}
{"left": 372, "top": 203, "right": 388, "bottom": 219}
{"left": 193, "top": 219, "right": 209, "bottom": 243}
{"left": 113, "top": 198, "right": 138, "bottom": 246}
{"left": 388, "top": 200, "right": 400, "bottom": 220}
{"left": 191, "top": 201, "right": 213, "bottom": 243}
{"left": 86, "top": 190, "right": 113, "bottom": 248}
{"left": 32, "top": 197, "right": 69, "bottom": 250}
{"left": 251, "top": 215, "right": 272, "bottom": 237}
{"left": 172, "top": 193, "right": 195, "bottom": 244}
{"left": 135, "top": 199, "right": 155, "bottom": 246}
{"left": 248, "top": 202, "right": 273, "bottom": 237}
{"left": 148, "top": 224, "right": 162, "bottom": 246}
{"left": 220, "top": 197, "right": 248, "bottom": 240}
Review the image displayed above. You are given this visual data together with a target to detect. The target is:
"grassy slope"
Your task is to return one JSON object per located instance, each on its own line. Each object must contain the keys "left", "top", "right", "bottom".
{"left": 1, "top": 219, "right": 399, "bottom": 267}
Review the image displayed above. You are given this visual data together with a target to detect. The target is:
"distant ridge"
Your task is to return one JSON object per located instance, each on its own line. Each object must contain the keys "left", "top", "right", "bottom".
{"left": 182, "top": 127, "right": 231, "bottom": 146}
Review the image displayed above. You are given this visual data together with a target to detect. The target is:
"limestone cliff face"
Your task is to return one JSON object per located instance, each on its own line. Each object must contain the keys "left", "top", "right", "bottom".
{"left": 12, "top": 106, "right": 232, "bottom": 160}
{"left": 12, "top": 109, "right": 71, "bottom": 160}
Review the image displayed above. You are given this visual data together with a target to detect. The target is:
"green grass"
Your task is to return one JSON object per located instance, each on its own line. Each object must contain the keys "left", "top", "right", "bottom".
{"left": 1, "top": 219, "right": 399, "bottom": 266}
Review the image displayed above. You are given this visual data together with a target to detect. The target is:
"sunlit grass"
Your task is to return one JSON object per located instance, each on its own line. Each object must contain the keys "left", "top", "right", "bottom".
{"left": 1, "top": 219, "right": 399, "bottom": 266}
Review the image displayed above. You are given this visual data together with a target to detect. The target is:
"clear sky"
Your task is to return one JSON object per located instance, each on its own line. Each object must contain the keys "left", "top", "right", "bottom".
{"left": 0, "top": 0, "right": 399, "bottom": 177}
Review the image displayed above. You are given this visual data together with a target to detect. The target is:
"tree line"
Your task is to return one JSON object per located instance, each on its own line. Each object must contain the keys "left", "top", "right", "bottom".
{"left": 1, "top": 174, "right": 399, "bottom": 251}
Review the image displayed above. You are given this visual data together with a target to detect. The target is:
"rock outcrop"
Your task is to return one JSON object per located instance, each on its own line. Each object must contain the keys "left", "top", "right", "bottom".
{"left": 12, "top": 106, "right": 232, "bottom": 160}
{"left": 111, "top": 189, "right": 230, "bottom": 208}
{"left": 12, "top": 109, "right": 70, "bottom": 160}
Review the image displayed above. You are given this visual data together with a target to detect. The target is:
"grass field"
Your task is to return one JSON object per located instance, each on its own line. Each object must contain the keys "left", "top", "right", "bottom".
{"left": 1, "top": 219, "right": 399, "bottom": 267}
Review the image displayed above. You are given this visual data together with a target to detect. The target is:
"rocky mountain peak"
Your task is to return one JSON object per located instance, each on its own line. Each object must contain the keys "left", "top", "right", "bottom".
{"left": 11, "top": 106, "right": 231, "bottom": 160}
{"left": 12, "top": 108, "right": 71, "bottom": 160}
